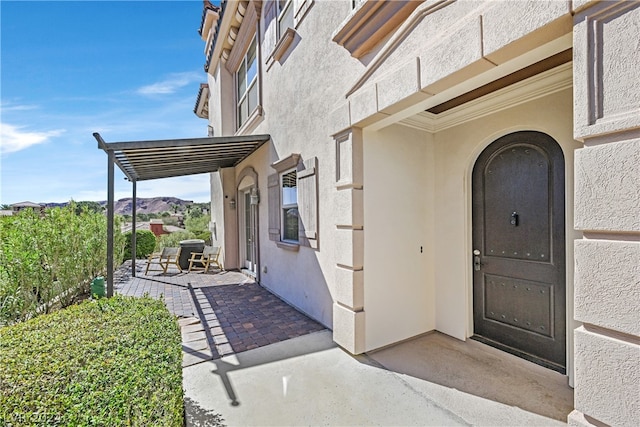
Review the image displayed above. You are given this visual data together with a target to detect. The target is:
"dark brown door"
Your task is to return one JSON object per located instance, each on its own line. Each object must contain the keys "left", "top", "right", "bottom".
{"left": 472, "top": 131, "right": 566, "bottom": 373}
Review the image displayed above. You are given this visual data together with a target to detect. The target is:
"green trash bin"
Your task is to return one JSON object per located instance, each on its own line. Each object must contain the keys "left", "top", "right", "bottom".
{"left": 91, "top": 277, "right": 105, "bottom": 298}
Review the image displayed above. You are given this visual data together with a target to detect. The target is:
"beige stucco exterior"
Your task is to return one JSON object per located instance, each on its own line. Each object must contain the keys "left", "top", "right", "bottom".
{"left": 198, "top": 1, "right": 640, "bottom": 425}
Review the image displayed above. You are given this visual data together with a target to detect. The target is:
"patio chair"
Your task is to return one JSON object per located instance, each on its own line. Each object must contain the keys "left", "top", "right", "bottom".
{"left": 188, "top": 246, "right": 222, "bottom": 272}
{"left": 145, "top": 247, "right": 182, "bottom": 274}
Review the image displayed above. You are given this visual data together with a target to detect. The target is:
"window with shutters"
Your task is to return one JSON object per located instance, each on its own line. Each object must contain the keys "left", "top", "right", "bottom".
{"left": 269, "top": 154, "right": 318, "bottom": 250}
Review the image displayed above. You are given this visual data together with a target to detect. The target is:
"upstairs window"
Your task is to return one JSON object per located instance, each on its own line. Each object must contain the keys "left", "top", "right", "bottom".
{"left": 236, "top": 36, "right": 258, "bottom": 128}
{"left": 277, "top": 0, "right": 294, "bottom": 39}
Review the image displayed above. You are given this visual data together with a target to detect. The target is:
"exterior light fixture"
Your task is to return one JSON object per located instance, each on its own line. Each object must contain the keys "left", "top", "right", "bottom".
{"left": 250, "top": 188, "right": 259, "bottom": 205}
{"left": 230, "top": 199, "right": 236, "bottom": 209}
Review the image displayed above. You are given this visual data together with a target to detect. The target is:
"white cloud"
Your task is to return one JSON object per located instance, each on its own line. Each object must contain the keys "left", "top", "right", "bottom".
{"left": 136, "top": 71, "right": 201, "bottom": 96}
{"left": 0, "top": 123, "right": 65, "bottom": 154}
{"left": 0, "top": 102, "right": 39, "bottom": 112}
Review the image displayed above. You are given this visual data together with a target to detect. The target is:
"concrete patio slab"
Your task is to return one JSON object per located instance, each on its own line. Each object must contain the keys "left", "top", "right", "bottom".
{"left": 116, "top": 264, "right": 571, "bottom": 426}
{"left": 183, "top": 331, "right": 566, "bottom": 427}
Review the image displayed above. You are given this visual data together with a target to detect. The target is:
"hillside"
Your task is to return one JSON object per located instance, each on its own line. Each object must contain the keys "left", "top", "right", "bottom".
{"left": 111, "top": 197, "right": 195, "bottom": 215}
{"left": 42, "top": 197, "right": 200, "bottom": 215}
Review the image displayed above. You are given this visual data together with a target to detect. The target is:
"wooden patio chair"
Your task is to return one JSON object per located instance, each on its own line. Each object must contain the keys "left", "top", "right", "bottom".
{"left": 188, "top": 246, "right": 222, "bottom": 272}
{"left": 145, "top": 247, "right": 182, "bottom": 274}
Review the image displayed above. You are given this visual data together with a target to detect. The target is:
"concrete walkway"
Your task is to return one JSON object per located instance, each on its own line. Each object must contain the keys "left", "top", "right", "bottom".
{"left": 183, "top": 331, "right": 568, "bottom": 426}
{"left": 115, "top": 264, "right": 571, "bottom": 426}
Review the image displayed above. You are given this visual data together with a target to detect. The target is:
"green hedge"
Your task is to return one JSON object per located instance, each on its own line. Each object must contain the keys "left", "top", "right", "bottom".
{"left": 155, "top": 231, "right": 196, "bottom": 252}
{"left": 0, "top": 203, "right": 125, "bottom": 325}
{"left": 123, "top": 229, "right": 157, "bottom": 259}
{"left": 0, "top": 296, "right": 183, "bottom": 426}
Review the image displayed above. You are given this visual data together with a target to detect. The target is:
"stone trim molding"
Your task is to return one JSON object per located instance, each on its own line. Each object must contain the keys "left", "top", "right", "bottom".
{"left": 573, "top": 1, "right": 640, "bottom": 140}
{"left": 270, "top": 27, "right": 296, "bottom": 62}
{"left": 226, "top": 1, "right": 261, "bottom": 73}
{"left": 400, "top": 62, "right": 573, "bottom": 133}
{"left": 332, "top": 0, "right": 423, "bottom": 59}
{"left": 271, "top": 152, "right": 301, "bottom": 172}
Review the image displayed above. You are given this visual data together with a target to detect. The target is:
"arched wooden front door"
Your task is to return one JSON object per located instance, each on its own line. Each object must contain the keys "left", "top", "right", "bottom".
{"left": 472, "top": 131, "right": 566, "bottom": 373}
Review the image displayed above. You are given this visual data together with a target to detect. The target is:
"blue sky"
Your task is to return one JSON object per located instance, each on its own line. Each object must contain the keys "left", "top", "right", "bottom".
{"left": 1, "top": 0, "right": 216, "bottom": 205}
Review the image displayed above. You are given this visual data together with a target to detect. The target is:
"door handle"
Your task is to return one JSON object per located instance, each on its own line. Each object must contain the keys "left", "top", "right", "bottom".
{"left": 510, "top": 211, "right": 519, "bottom": 226}
{"left": 473, "top": 249, "right": 481, "bottom": 271}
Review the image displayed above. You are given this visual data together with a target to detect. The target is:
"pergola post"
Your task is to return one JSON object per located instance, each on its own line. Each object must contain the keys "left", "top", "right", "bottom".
{"left": 131, "top": 179, "right": 137, "bottom": 277}
{"left": 106, "top": 150, "right": 115, "bottom": 297}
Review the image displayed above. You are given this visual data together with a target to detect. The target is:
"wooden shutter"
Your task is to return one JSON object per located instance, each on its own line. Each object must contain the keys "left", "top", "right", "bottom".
{"left": 298, "top": 156, "right": 318, "bottom": 248}
{"left": 267, "top": 172, "right": 281, "bottom": 241}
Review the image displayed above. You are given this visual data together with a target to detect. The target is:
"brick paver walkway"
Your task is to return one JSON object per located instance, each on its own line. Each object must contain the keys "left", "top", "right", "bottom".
{"left": 115, "top": 262, "right": 326, "bottom": 367}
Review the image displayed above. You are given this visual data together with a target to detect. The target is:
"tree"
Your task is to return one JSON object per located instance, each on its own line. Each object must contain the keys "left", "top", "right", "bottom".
{"left": 74, "top": 201, "right": 103, "bottom": 215}
{"left": 188, "top": 207, "right": 203, "bottom": 219}
{"left": 123, "top": 230, "right": 156, "bottom": 259}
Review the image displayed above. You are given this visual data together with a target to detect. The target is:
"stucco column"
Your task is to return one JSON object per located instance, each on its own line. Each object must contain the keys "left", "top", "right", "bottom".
{"left": 332, "top": 128, "right": 366, "bottom": 354}
{"left": 569, "top": 2, "right": 640, "bottom": 426}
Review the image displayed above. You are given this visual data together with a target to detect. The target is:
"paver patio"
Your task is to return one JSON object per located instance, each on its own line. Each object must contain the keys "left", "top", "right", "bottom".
{"left": 114, "top": 262, "right": 326, "bottom": 367}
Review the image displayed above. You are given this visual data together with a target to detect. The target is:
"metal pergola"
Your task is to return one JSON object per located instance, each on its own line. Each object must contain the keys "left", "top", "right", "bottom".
{"left": 95, "top": 132, "right": 271, "bottom": 296}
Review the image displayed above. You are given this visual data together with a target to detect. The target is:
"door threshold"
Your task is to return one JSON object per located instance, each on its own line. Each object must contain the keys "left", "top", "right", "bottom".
{"left": 240, "top": 268, "right": 257, "bottom": 278}
{"left": 471, "top": 335, "right": 565, "bottom": 374}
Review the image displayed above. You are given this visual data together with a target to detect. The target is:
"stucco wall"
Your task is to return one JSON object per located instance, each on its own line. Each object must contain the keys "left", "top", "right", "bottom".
{"left": 359, "top": 87, "right": 581, "bottom": 357}
{"left": 570, "top": 2, "right": 640, "bottom": 425}
{"left": 363, "top": 124, "right": 435, "bottom": 351}
{"left": 216, "top": 0, "right": 369, "bottom": 329}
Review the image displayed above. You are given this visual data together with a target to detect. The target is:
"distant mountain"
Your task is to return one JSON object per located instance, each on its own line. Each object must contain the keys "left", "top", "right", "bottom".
{"left": 110, "top": 197, "right": 196, "bottom": 215}
{"left": 42, "top": 197, "right": 200, "bottom": 215}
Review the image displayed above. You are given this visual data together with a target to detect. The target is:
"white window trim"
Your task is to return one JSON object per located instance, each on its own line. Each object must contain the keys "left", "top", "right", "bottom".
{"left": 280, "top": 167, "right": 299, "bottom": 244}
{"left": 268, "top": 153, "right": 318, "bottom": 250}
{"left": 277, "top": 0, "right": 294, "bottom": 40}
{"left": 236, "top": 36, "right": 258, "bottom": 130}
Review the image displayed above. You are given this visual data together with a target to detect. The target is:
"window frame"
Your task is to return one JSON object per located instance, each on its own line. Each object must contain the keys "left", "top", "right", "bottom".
{"left": 276, "top": 0, "right": 294, "bottom": 40}
{"left": 269, "top": 153, "right": 319, "bottom": 250}
{"left": 280, "top": 167, "right": 299, "bottom": 243}
{"left": 235, "top": 35, "right": 259, "bottom": 129}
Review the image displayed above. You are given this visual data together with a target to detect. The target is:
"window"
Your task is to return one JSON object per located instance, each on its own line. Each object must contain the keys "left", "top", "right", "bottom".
{"left": 281, "top": 169, "right": 298, "bottom": 242}
{"left": 269, "top": 154, "right": 318, "bottom": 250}
{"left": 277, "top": 0, "right": 294, "bottom": 39}
{"left": 236, "top": 36, "right": 258, "bottom": 128}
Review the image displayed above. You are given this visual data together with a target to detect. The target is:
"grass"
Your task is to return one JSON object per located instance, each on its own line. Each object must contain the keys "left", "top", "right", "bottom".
{"left": 0, "top": 295, "right": 184, "bottom": 426}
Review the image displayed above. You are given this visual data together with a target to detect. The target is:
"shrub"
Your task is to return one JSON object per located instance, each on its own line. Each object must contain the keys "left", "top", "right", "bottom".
{"left": 0, "top": 296, "right": 184, "bottom": 426}
{"left": 195, "top": 231, "right": 212, "bottom": 245}
{"left": 155, "top": 231, "right": 196, "bottom": 252}
{"left": 123, "top": 229, "right": 156, "bottom": 259}
{"left": 0, "top": 203, "right": 125, "bottom": 325}
{"left": 184, "top": 214, "right": 209, "bottom": 234}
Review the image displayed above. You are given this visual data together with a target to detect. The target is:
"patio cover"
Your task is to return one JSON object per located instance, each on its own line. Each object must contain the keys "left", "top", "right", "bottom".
{"left": 95, "top": 132, "right": 271, "bottom": 296}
